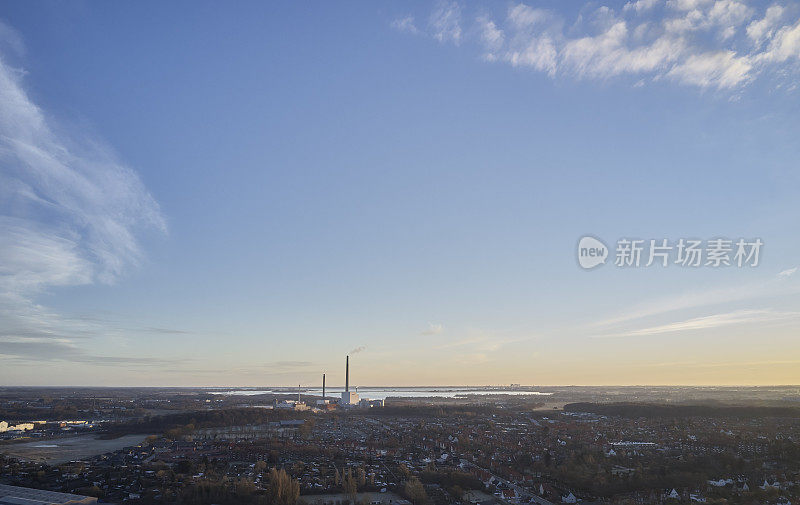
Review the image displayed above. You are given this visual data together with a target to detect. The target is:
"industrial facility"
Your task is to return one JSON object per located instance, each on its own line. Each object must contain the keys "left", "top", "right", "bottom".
{"left": 337, "top": 355, "right": 383, "bottom": 408}
{"left": 274, "top": 355, "right": 383, "bottom": 411}
{"left": 340, "top": 355, "right": 359, "bottom": 406}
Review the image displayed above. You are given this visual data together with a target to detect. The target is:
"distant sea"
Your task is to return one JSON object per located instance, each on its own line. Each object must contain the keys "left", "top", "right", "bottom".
{"left": 209, "top": 387, "right": 552, "bottom": 400}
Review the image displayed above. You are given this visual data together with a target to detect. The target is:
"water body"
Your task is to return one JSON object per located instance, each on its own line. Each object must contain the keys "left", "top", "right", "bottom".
{"left": 211, "top": 387, "right": 552, "bottom": 400}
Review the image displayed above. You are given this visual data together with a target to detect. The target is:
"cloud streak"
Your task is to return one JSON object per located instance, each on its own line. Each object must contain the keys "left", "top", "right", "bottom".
{"left": 0, "top": 338, "right": 179, "bottom": 367}
{"left": 591, "top": 270, "right": 800, "bottom": 328}
{"left": 394, "top": 0, "right": 800, "bottom": 90}
{"left": 0, "top": 22, "right": 166, "bottom": 366}
{"left": 592, "top": 309, "right": 800, "bottom": 338}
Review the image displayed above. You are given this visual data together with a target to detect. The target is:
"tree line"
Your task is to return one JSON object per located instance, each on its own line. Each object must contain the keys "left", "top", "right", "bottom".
{"left": 564, "top": 402, "right": 800, "bottom": 419}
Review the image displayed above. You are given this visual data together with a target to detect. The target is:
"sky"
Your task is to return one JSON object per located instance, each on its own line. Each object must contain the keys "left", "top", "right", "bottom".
{"left": 1, "top": 0, "right": 800, "bottom": 387}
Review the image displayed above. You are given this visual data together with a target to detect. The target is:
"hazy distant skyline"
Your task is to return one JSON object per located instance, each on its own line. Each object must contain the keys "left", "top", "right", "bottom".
{"left": 2, "top": 1, "right": 800, "bottom": 386}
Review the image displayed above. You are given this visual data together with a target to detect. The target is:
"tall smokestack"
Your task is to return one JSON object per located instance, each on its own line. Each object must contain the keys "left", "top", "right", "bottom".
{"left": 346, "top": 355, "right": 349, "bottom": 392}
{"left": 322, "top": 373, "right": 326, "bottom": 400}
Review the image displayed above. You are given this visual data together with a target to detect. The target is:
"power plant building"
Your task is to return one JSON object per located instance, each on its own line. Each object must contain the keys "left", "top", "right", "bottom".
{"left": 341, "top": 391, "right": 359, "bottom": 405}
{"left": 340, "top": 355, "right": 360, "bottom": 406}
{"left": 313, "top": 354, "right": 380, "bottom": 408}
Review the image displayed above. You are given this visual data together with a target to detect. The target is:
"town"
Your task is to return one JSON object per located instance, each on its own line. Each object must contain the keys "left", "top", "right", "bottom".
{"left": 2, "top": 381, "right": 799, "bottom": 505}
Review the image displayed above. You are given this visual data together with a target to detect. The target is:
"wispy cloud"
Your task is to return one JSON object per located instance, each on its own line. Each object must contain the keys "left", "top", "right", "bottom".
{"left": 142, "top": 327, "right": 193, "bottom": 335}
{"left": 0, "top": 20, "right": 24, "bottom": 57}
{"left": 433, "top": 332, "right": 531, "bottom": 352}
{"left": 0, "top": 22, "right": 165, "bottom": 366}
{"left": 421, "top": 322, "right": 444, "bottom": 335}
{"left": 631, "top": 358, "right": 800, "bottom": 368}
{"left": 0, "top": 337, "right": 179, "bottom": 367}
{"left": 429, "top": 0, "right": 462, "bottom": 45}
{"left": 395, "top": 0, "right": 800, "bottom": 90}
{"left": 592, "top": 270, "right": 800, "bottom": 328}
{"left": 746, "top": 5, "right": 785, "bottom": 46}
{"left": 592, "top": 309, "right": 800, "bottom": 338}
{"left": 391, "top": 16, "right": 419, "bottom": 35}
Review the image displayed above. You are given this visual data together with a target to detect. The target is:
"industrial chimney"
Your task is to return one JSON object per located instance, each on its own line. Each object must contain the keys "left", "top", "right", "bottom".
{"left": 345, "top": 355, "right": 349, "bottom": 392}
{"left": 322, "top": 373, "right": 326, "bottom": 400}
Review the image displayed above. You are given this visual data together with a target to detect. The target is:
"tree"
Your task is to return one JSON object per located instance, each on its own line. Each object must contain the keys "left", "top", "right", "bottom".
{"left": 398, "top": 463, "right": 411, "bottom": 480}
{"left": 404, "top": 477, "right": 428, "bottom": 505}
{"left": 267, "top": 468, "right": 300, "bottom": 505}
{"left": 449, "top": 485, "right": 464, "bottom": 500}
{"left": 343, "top": 468, "right": 358, "bottom": 500}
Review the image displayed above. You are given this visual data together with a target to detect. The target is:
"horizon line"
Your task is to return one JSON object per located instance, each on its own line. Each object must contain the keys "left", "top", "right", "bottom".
{"left": 2, "top": 384, "right": 799, "bottom": 389}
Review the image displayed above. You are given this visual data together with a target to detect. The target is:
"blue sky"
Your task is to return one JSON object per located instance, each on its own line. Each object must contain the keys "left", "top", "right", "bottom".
{"left": 1, "top": 0, "right": 800, "bottom": 386}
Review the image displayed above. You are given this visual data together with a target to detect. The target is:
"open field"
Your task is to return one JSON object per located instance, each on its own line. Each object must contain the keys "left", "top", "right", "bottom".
{"left": 0, "top": 434, "right": 150, "bottom": 464}
{"left": 530, "top": 401, "right": 566, "bottom": 411}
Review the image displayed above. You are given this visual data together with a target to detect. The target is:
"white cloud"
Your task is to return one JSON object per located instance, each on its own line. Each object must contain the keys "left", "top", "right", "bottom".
{"left": 494, "top": 5, "right": 560, "bottom": 74}
{"left": 624, "top": 0, "right": 660, "bottom": 15}
{"left": 507, "top": 4, "right": 552, "bottom": 28}
{"left": 395, "top": 1, "right": 800, "bottom": 90}
{"left": 504, "top": 34, "right": 559, "bottom": 74}
{"left": 391, "top": 16, "right": 419, "bottom": 35}
{"left": 429, "top": 0, "right": 462, "bottom": 45}
{"left": 757, "top": 16, "right": 800, "bottom": 63}
{"left": 0, "top": 218, "right": 93, "bottom": 293}
{"left": 667, "top": 0, "right": 715, "bottom": 12}
{"left": 667, "top": 50, "right": 752, "bottom": 88}
{"left": 478, "top": 16, "right": 504, "bottom": 53}
{"left": 561, "top": 22, "right": 686, "bottom": 79}
{"left": 747, "top": 5, "right": 785, "bottom": 46}
{"left": 0, "top": 29, "right": 165, "bottom": 364}
{"left": 665, "top": 0, "right": 754, "bottom": 39}
{"left": 779, "top": 266, "right": 798, "bottom": 277}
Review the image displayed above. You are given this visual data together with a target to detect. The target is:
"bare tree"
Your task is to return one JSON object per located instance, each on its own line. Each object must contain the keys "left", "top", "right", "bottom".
{"left": 268, "top": 467, "right": 301, "bottom": 505}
